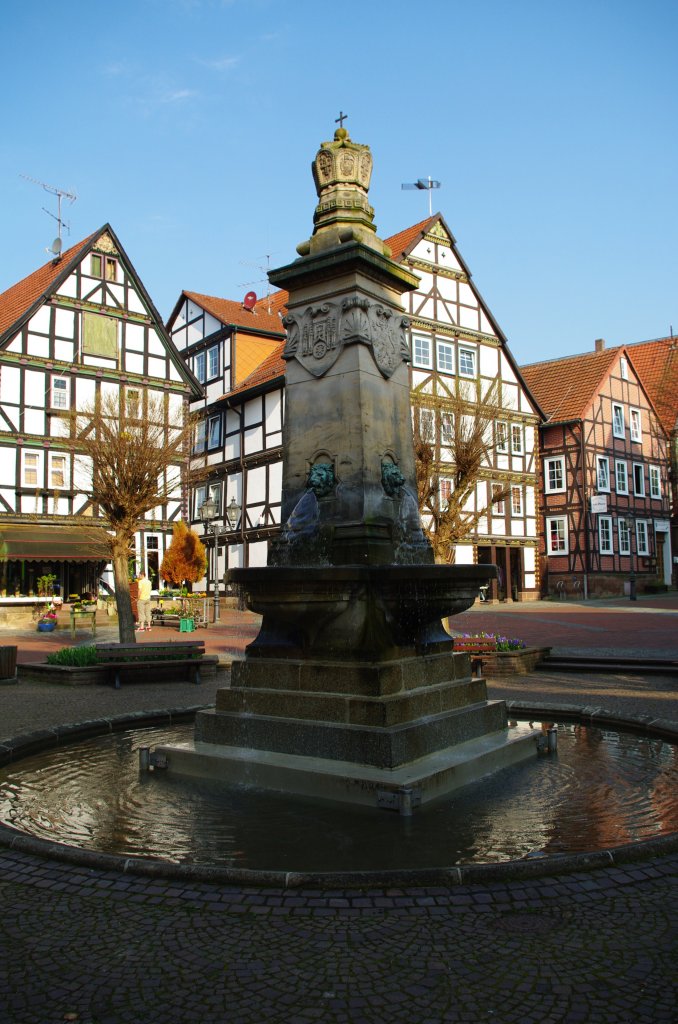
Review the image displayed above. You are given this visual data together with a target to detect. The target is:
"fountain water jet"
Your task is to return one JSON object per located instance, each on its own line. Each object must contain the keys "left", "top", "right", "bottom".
{"left": 160, "top": 125, "right": 538, "bottom": 809}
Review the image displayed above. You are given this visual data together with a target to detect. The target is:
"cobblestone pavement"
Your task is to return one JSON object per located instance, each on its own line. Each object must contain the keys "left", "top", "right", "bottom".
{"left": 0, "top": 601, "right": 676, "bottom": 1023}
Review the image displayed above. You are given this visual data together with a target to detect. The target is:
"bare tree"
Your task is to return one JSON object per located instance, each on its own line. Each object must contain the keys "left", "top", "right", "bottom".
{"left": 70, "top": 390, "right": 193, "bottom": 642}
{"left": 412, "top": 379, "right": 509, "bottom": 562}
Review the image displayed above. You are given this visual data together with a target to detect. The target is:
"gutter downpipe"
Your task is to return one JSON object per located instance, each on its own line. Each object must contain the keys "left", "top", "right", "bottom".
{"left": 579, "top": 420, "right": 589, "bottom": 600}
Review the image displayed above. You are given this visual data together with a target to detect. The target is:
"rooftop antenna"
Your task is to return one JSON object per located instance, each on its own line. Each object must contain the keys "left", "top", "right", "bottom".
{"left": 401, "top": 176, "right": 441, "bottom": 217}
{"left": 238, "top": 252, "right": 278, "bottom": 313}
{"left": 20, "top": 174, "right": 77, "bottom": 257}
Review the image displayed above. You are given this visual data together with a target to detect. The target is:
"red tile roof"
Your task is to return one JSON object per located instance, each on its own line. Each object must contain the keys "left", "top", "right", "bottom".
{"left": 520, "top": 349, "right": 619, "bottom": 422}
{"left": 384, "top": 216, "right": 435, "bottom": 261}
{"left": 0, "top": 232, "right": 97, "bottom": 342}
{"left": 624, "top": 337, "right": 678, "bottom": 435}
{"left": 182, "top": 290, "right": 285, "bottom": 336}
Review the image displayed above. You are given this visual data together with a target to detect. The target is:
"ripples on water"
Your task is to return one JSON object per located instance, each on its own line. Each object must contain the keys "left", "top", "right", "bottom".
{"left": 0, "top": 722, "right": 676, "bottom": 871}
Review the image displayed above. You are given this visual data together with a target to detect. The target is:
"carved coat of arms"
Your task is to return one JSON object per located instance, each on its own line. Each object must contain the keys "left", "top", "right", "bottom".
{"left": 283, "top": 303, "right": 342, "bottom": 377}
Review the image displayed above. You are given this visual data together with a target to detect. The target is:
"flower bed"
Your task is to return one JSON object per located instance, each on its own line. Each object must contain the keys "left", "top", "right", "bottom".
{"left": 456, "top": 633, "right": 550, "bottom": 675}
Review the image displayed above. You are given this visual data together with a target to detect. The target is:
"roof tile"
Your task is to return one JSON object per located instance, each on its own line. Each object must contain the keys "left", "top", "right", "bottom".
{"left": 520, "top": 349, "right": 618, "bottom": 421}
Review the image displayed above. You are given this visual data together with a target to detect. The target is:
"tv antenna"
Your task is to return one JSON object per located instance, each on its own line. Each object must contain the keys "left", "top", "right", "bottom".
{"left": 20, "top": 174, "right": 77, "bottom": 256}
{"left": 401, "top": 176, "right": 441, "bottom": 216}
{"left": 238, "top": 252, "right": 279, "bottom": 313}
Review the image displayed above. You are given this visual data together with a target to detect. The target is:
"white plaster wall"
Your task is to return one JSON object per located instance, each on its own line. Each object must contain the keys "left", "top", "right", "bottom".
{"left": 55, "top": 308, "right": 76, "bottom": 339}
{"left": 54, "top": 340, "right": 75, "bottom": 361}
{"left": 459, "top": 306, "right": 479, "bottom": 330}
{"left": 148, "top": 331, "right": 165, "bottom": 356}
{"left": 125, "top": 322, "right": 145, "bottom": 350}
{"left": 454, "top": 544, "right": 475, "bottom": 565}
{"left": 148, "top": 356, "right": 166, "bottom": 378}
{"left": 57, "top": 274, "right": 77, "bottom": 298}
{"left": 524, "top": 546, "right": 536, "bottom": 572}
{"left": 479, "top": 310, "right": 495, "bottom": 335}
{"left": 6, "top": 336, "right": 21, "bottom": 352}
{"left": 248, "top": 540, "right": 268, "bottom": 567}
{"left": 205, "top": 313, "right": 221, "bottom": 336}
{"left": 244, "top": 425, "right": 264, "bottom": 455}
{"left": 75, "top": 377, "right": 96, "bottom": 409}
{"left": 479, "top": 346, "right": 498, "bottom": 377}
{"left": 127, "top": 290, "right": 145, "bottom": 315}
{"left": 0, "top": 365, "right": 20, "bottom": 403}
{"left": 228, "top": 543, "right": 244, "bottom": 569}
{"left": 28, "top": 306, "right": 51, "bottom": 333}
{"left": 125, "top": 352, "right": 144, "bottom": 374}
{"left": 26, "top": 333, "right": 49, "bottom": 357}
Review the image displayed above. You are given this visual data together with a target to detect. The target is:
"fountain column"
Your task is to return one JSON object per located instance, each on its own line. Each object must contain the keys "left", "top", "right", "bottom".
{"left": 169, "top": 127, "right": 537, "bottom": 810}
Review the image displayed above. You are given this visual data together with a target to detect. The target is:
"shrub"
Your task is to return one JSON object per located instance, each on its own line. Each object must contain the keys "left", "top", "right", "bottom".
{"left": 46, "top": 645, "right": 98, "bottom": 666}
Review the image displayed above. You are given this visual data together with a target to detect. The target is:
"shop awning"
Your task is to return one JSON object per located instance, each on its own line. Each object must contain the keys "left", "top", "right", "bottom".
{"left": 0, "top": 525, "right": 111, "bottom": 562}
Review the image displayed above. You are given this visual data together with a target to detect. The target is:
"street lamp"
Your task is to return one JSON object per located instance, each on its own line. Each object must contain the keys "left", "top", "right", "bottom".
{"left": 199, "top": 495, "right": 241, "bottom": 622}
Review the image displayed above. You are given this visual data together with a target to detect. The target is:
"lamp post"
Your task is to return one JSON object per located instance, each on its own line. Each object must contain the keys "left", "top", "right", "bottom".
{"left": 199, "top": 495, "right": 241, "bottom": 622}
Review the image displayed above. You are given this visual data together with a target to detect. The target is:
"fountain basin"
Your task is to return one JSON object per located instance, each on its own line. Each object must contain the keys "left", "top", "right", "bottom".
{"left": 229, "top": 563, "right": 496, "bottom": 660}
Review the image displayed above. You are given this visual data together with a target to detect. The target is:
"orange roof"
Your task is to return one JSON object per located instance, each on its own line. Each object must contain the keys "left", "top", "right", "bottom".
{"left": 0, "top": 231, "right": 97, "bottom": 342}
{"left": 182, "top": 290, "right": 285, "bottom": 336}
{"left": 624, "top": 337, "right": 678, "bottom": 435}
{"left": 520, "top": 349, "right": 619, "bottom": 422}
{"left": 384, "top": 216, "right": 435, "bottom": 261}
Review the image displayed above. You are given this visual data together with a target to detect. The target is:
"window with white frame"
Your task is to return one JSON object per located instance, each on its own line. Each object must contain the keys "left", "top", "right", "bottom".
{"left": 636, "top": 519, "right": 649, "bottom": 555}
{"left": 598, "top": 515, "right": 613, "bottom": 555}
{"left": 22, "top": 450, "right": 41, "bottom": 487}
{"left": 546, "top": 516, "right": 568, "bottom": 555}
{"left": 630, "top": 407, "right": 642, "bottom": 442}
{"left": 194, "top": 485, "right": 207, "bottom": 518}
{"left": 612, "top": 403, "right": 625, "bottom": 438}
{"left": 418, "top": 408, "right": 434, "bottom": 440}
{"left": 412, "top": 335, "right": 432, "bottom": 368}
{"left": 491, "top": 483, "right": 505, "bottom": 514}
{"left": 619, "top": 356, "right": 628, "bottom": 380}
{"left": 511, "top": 424, "right": 523, "bottom": 455}
{"left": 194, "top": 350, "right": 206, "bottom": 384}
{"left": 48, "top": 453, "right": 67, "bottom": 489}
{"left": 544, "top": 456, "right": 565, "bottom": 493}
{"left": 440, "top": 412, "right": 453, "bottom": 444}
{"left": 439, "top": 477, "right": 453, "bottom": 506}
{"left": 495, "top": 421, "right": 508, "bottom": 453}
{"left": 208, "top": 481, "right": 221, "bottom": 514}
{"left": 511, "top": 485, "right": 523, "bottom": 516}
{"left": 436, "top": 340, "right": 454, "bottom": 374}
{"left": 618, "top": 518, "right": 631, "bottom": 555}
{"left": 207, "top": 345, "right": 220, "bottom": 380}
{"left": 649, "top": 465, "right": 661, "bottom": 500}
{"left": 615, "top": 460, "right": 628, "bottom": 494}
{"left": 208, "top": 414, "right": 221, "bottom": 450}
{"left": 596, "top": 455, "right": 610, "bottom": 492}
{"left": 458, "top": 345, "right": 477, "bottom": 377}
{"left": 633, "top": 463, "right": 645, "bottom": 496}
{"left": 50, "top": 375, "right": 70, "bottom": 410}
{"left": 194, "top": 419, "right": 206, "bottom": 454}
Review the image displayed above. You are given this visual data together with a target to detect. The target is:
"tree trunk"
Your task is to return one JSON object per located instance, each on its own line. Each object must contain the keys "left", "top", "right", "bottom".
{"left": 112, "top": 543, "right": 136, "bottom": 643}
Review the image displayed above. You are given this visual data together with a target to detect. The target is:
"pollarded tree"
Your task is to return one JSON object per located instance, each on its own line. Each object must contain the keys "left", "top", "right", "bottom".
{"left": 412, "top": 379, "right": 509, "bottom": 563}
{"left": 70, "top": 390, "right": 193, "bottom": 642}
{"left": 160, "top": 520, "right": 207, "bottom": 588}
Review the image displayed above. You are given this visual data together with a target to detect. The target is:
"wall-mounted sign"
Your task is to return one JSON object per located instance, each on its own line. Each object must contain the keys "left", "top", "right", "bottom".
{"left": 590, "top": 495, "right": 608, "bottom": 514}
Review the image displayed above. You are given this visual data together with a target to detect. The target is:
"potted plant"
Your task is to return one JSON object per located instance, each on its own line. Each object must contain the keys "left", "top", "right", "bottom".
{"left": 37, "top": 608, "right": 58, "bottom": 632}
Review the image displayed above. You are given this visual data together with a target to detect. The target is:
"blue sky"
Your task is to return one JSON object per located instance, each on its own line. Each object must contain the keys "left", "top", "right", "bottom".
{"left": 2, "top": 0, "right": 676, "bottom": 364}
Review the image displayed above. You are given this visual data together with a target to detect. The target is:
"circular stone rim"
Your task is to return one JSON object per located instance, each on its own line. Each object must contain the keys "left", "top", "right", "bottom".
{"left": 0, "top": 702, "right": 676, "bottom": 889}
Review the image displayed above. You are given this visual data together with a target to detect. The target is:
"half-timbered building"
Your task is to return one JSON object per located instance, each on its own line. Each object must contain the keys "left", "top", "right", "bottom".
{"left": 0, "top": 225, "right": 200, "bottom": 599}
{"left": 170, "top": 215, "right": 543, "bottom": 603}
{"left": 521, "top": 340, "right": 672, "bottom": 597}
{"left": 621, "top": 336, "right": 678, "bottom": 585}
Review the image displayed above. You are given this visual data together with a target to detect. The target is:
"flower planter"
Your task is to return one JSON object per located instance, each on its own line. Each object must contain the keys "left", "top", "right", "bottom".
{"left": 37, "top": 621, "right": 56, "bottom": 632}
{"left": 479, "top": 647, "right": 551, "bottom": 676}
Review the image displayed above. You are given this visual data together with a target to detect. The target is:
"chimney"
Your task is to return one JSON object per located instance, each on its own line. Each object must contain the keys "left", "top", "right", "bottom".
{"left": 594, "top": 338, "right": 606, "bottom": 353}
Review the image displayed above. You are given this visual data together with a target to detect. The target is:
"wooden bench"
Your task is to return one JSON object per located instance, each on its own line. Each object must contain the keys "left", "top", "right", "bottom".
{"left": 70, "top": 608, "right": 97, "bottom": 639}
{"left": 95, "top": 640, "right": 206, "bottom": 689}
{"left": 452, "top": 636, "right": 497, "bottom": 678}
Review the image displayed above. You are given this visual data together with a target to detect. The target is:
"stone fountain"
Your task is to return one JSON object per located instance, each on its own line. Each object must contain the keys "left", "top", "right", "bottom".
{"left": 163, "top": 126, "right": 537, "bottom": 812}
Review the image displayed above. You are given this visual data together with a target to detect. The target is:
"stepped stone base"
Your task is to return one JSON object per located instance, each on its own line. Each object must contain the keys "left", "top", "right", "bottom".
{"left": 162, "top": 650, "right": 539, "bottom": 810}
{"left": 159, "top": 722, "right": 537, "bottom": 811}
